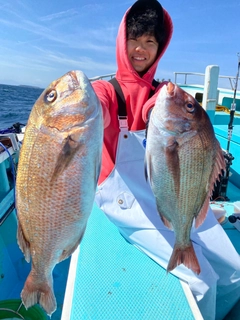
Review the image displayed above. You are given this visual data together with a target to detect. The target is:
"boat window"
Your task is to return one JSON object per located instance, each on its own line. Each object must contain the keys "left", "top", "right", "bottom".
{"left": 195, "top": 93, "right": 203, "bottom": 103}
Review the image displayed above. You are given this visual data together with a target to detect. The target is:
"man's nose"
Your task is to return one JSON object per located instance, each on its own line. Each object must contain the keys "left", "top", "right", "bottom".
{"left": 135, "top": 42, "right": 146, "bottom": 51}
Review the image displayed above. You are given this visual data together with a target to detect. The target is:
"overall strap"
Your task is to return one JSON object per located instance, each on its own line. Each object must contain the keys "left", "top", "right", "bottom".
{"left": 109, "top": 77, "right": 128, "bottom": 130}
{"left": 109, "top": 77, "right": 159, "bottom": 130}
{"left": 150, "top": 79, "right": 159, "bottom": 97}
{"left": 109, "top": 78, "right": 126, "bottom": 117}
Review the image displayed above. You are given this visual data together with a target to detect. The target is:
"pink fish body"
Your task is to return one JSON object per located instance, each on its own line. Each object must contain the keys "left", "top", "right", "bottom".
{"left": 145, "top": 82, "right": 225, "bottom": 274}
{"left": 16, "top": 70, "right": 103, "bottom": 315}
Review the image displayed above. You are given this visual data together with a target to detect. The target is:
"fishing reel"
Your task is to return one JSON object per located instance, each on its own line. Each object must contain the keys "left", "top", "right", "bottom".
{"left": 211, "top": 150, "right": 234, "bottom": 201}
{"left": 228, "top": 213, "right": 240, "bottom": 232}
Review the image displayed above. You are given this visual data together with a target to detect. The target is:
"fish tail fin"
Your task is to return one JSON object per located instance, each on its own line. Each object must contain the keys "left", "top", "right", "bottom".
{"left": 167, "top": 243, "right": 201, "bottom": 275}
{"left": 21, "top": 270, "right": 56, "bottom": 316}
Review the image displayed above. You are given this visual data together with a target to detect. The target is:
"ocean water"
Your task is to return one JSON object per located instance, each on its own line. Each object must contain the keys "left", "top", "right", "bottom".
{"left": 0, "top": 84, "right": 43, "bottom": 130}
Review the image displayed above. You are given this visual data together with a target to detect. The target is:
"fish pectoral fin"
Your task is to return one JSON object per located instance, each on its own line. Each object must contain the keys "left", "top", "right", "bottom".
{"left": 144, "top": 152, "right": 152, "bottom": 182}
{"left": 144, "top": 158, "right": 149, "bottom": 181}
{"left": 51, "top": 134, "right": 83, "bottom": 182}
{"left": 17, "top": 222, "right": 31, "bottom": 263}
{"left": 195, "top": 196, "right": 210, "bottom": 229}
{"left": 95, "top": 154, "right": 102, "bottom": 182}
{"left": 59, "top": 228, "right": 86, "bottom": 262}
{"left": 165, "top": 140, "right": 180, "bottom": 196}
{"left": 160, "top": 213, "right": 172, "bottom": 229}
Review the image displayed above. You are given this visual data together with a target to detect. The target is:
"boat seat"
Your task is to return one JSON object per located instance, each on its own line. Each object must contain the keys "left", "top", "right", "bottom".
{"left": 222, "top": 97, "right": 240, "bottom": 111}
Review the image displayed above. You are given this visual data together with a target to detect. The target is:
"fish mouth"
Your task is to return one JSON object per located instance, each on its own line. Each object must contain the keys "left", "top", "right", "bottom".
{"left": 166, "top": 82, "right": 176, "bottom": 96}
{"left": 69, "top": 71, "right": 81, "bottom": 87}
{"left": 152, "top": 92, "right": 191, "bottom": 136}
{"left": 153, "top": 84, "right": 178, "bottom": 135}
{"left": 64, "top": 70, "right": 90, "bottom": 99}
{"left": 158, "top": 82, "right": 176, "bottom": 103}
{"left": 68, "top": 70, "right": 90, "bottom": 90}
{"left": 160, "top": 82, "right": 176, "bottom": 98}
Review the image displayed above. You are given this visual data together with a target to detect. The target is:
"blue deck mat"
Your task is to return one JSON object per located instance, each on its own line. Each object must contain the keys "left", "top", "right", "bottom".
{"left": 70, "top": 204, "right": 195, "bottom": 320}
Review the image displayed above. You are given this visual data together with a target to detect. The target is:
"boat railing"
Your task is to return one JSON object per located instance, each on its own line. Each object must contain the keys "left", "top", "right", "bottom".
{"left": 174, "top": 71, "right": 240, "bottom": 91}
{"left": 89, "top": 73, "right": 116, "bottom": 82}
{"left": 89, "top": 71, "right": 239, "bottom": 91}
{"left": 218, "top": 75, "right": 240, "bottom": 91}
{"left": 174, "top": 72, "right": 205, "bottom": 85}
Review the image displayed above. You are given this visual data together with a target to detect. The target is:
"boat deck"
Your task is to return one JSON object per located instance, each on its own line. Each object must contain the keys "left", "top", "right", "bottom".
{"left": 62, "top": 204, "right": 201, "bottom": 320}
{"left": 61, "top": 123, "right": 240, "bottom": 320}
{"left": 62, "top": 188, "right": 240, "bottom": 320}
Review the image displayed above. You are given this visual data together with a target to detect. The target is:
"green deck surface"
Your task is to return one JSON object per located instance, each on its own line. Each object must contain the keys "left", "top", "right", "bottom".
{"left": 70, "top": 204, "right": 195, "bottom": 320}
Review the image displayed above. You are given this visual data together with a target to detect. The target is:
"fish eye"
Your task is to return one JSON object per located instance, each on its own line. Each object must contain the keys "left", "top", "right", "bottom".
{"left": 186, "top": 102, "right": 195, "bottom": 113}
{"left": 45, "top": 89, "right": 57, "bottom": 103}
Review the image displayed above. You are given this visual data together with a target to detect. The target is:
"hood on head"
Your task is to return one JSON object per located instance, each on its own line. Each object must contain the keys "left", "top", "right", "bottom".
{"left": 116, "top": 0, "right": 173, "bottom": 84}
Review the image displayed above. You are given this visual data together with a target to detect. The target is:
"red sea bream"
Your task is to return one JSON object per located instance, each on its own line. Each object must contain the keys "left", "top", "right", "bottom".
{"left": 145, "top": 82, "right": 225, "bottom": 275}
{"left": 16, "top": 70, "right": 103, "bottom": 316}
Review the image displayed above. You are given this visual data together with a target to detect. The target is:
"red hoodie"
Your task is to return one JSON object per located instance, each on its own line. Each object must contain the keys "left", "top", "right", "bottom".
{"left": 92, "top": 3, "right": 173, "bottom": 184}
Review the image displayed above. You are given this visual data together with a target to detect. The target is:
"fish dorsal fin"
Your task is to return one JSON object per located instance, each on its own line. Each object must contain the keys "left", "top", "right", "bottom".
{"left": 51, "top": 134, "right": 83, "bottom": 183}
{"left": 195, "top": 143, "right": 226, "bottom": 228}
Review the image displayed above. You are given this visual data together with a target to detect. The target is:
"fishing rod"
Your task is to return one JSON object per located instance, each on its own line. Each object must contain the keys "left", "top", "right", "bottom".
{"left": 212, "top": 53, "right": 240, "bottom": 201}
{"left": 227, "top": 52, "right": 240, "bottom": 151}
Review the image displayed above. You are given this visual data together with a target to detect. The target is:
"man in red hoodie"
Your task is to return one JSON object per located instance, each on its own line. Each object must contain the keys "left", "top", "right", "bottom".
{"left": 92, "top": 0, "right": 173, "bottom": 184}
{"left": 93, "top": 1, "right": 240, "bottom": 319}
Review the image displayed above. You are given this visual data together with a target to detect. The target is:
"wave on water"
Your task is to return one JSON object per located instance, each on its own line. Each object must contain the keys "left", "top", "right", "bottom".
{"left": 0, "top": 84, "right": 43, "bottom": 129}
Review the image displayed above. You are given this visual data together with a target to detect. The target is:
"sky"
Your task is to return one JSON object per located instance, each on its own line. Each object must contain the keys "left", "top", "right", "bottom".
{"left": 0, "top": 0, "right": 240, "bottom": 89}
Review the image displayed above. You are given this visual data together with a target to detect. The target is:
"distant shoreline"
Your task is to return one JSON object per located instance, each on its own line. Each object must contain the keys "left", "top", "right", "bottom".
{"left": 18, "top": 84, "right": 43, "bottom": 89}
{"left": 0, "top": 83, "right": 43, "bottom": 90}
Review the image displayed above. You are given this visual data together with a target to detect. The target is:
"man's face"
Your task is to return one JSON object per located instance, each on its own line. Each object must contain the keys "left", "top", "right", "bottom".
{"left": 127, "top": 34, "right": 159, "bottom": 74}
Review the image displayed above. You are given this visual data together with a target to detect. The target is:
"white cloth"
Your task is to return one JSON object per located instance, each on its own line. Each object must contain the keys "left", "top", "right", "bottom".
{"left": 95, "top": 128, "right": 240, "bottom": 320}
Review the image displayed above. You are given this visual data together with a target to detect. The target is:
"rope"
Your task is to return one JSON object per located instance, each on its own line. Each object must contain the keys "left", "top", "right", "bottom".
{"left": 216, "top": 105, "right": 240, "bottom": 116}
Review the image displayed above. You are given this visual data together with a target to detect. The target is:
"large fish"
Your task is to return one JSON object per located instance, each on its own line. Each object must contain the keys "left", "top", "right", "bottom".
{"left": 16, "top": 70, "right": 103, "bottom": 316}
{"left": 145, "top": 82, "right": 225, "bottom": 275}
